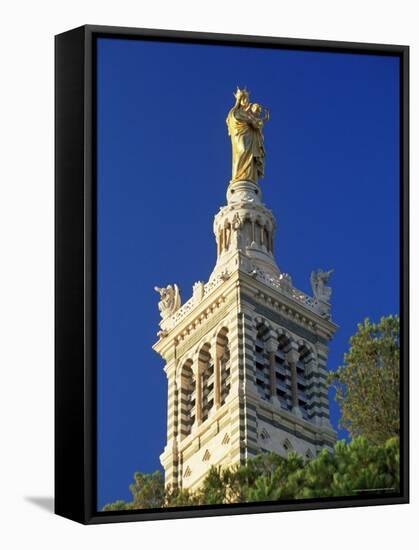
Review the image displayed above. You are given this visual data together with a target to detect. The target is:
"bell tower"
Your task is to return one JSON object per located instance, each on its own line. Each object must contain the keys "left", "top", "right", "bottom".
{"left": 153, "top": 89, "right": 337, "bottom": 492}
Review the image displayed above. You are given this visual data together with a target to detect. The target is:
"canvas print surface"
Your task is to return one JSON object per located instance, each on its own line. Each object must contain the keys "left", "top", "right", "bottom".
{"left": 96, "top": 37, "right": 400, "bottom": 512}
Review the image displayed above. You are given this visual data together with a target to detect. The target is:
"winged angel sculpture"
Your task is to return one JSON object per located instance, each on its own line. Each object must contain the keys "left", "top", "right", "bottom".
{"left": 154, "top": 284, "right": 181, "bottom": 320}
{"left": 310, "top": 269, "right": 334, "bottom": 303}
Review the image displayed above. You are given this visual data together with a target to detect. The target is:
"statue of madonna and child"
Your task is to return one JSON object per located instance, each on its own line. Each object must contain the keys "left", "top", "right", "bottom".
{"left": 226, "top": 87, "right": 269, "bottom": 185}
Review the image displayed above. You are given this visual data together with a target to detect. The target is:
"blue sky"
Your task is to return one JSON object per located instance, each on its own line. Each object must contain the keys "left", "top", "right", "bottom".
{"left": 96, "top": 37, "right": 400, "bottom": 509}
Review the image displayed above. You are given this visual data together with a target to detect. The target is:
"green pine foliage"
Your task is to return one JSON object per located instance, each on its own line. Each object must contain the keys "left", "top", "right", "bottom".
{"left": 328, "top": 315, "right": 400, "bottom": 445}
{"left": 102, "top": 436, "right": 400, "bottom": 510}
{"left": 102, "top": 314, "right": 401, "bottom": 511}
{"left": 102, "top": 499, "right": 132, "bottom": 511}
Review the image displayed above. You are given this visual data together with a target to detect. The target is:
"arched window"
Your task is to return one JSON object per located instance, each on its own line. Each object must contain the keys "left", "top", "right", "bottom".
{"left": 297, "top": 344, "right": 312, "bottom": 420}
{"left": 179, "top": 359, "right": 195, "bottom": 438}
{"left": 255, "top": 324, "right": 270, "bottom": 400}
{"left": 255, "top": 221, "right": 262, "bottom": 245}
{"left": 216, "top": 327, "right": 231, "bottom": 406}
{"left": 243, "top": 218, "right": 252, "bottom": 247}
{"left": 263, "top": 227, "right": 270, "bottom": 250}
{"left": 199, "top": 343, "right": 214, "bottom": 422}
{"left": 276, "top": 334, "right": 292, "bottom": 411}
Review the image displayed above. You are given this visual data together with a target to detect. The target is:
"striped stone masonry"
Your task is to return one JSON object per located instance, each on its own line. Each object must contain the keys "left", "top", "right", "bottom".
{"left": 154, "top": 176, "right": 338, "bottom": 492}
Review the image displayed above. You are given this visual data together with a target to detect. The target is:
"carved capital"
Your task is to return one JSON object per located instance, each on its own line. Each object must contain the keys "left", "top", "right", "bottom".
{"left": 265, "top": 337, "right": 278, "bottom": 354}
{"left": 286, "top": 348, "right": 299, "bottom": 365}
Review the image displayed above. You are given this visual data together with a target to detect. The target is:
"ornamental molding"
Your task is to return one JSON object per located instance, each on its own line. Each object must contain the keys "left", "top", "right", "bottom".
{"left": 175, "top": 294, "right": 236, "bottom": 358}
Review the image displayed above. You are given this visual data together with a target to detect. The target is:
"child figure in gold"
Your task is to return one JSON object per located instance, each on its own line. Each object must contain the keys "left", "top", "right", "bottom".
{"left": 226, "top": 88, "right": 269, "bottom": 184}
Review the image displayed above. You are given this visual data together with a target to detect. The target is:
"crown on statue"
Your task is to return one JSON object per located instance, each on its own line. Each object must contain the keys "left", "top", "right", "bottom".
{"left": 234, "top": 86, "right": 249, "bottom": 100}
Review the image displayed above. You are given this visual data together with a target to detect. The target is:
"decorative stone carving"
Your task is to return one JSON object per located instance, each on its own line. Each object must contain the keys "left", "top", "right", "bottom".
{"left": 202, "top": 449, "right": 211, "bottom": 462}
{"left": 310, "top": 269, "right": 333, "bottom": 319}
{"left": 220, "top": 270, "right": 230, "bottom": 281}
{"left": 232, "top": 212, "right": 242, "bottom": 230}
{"left": 221, "top": 433, "right": 230, "bottom": 445}
{"left": 283, "top": 438, "right": 293, "bottom": 451}
{"left": 192, "top": 281, "right": 205, "bottom": 303}
{"left": 278, "top": 272, "right": 293, "bottom": 291}
{"left": 310, "top": 269, "right": 333, "bottom": 302}
{"left": 260, "top": 428, "right": 270, "bottom": 440}
{"left": 154, "top": 284, "right": 181, "bottom": 320}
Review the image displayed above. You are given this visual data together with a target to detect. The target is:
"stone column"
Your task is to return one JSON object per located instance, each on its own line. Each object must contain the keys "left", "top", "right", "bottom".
{"left": 251, "top": 219, "right": 256, "bottom": 246}
{"left": 286, "top": 345, "right": 302, "bottom": 418}
{"left": 231, "top": 223, "right": 241, "bottom": 250}
{"left": 165, "top": 360, "right": 178, "bottom": 442}
{"left": 225, "top": 224, "right": 231, "bottom": 249}
{"left": 161, "top": 358, "right": 179, "bottom": 488}
{"left": 214, "top": 339, "right": 221, "bottom": 409}
{"left": 224, "top": 226, "right": 228, "bottom": 251}
{"left": 175, "top": 370, "right": 183, "bottom": 439}
{"left": 315, "top": 342, "right": 334, "bottom": 430}
{"left": 240, "top": 307, "right": 259, "bottom": 398}
{"left": 304, "top": 355, "right": 318, "bottom": 424}
{"left": 265, "top": 336, "right": 279, "bottom": 405}
{"left": 195, "top": 362, "right": 202, "bottom": 426}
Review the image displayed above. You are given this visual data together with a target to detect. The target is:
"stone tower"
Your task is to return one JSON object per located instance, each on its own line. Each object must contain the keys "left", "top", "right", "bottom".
{"left": 153, "top": 93, "right": 337, "bottom": 492}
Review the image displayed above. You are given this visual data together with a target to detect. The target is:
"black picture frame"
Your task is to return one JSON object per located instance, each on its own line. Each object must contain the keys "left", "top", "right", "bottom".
{"left": 55, "top": 24, "right": 409, "bottom": 525}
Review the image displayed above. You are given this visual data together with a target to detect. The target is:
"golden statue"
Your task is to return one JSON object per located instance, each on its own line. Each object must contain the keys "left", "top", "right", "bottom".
{"left": 226, "top": 87, "right": 269, "bottom": 184}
